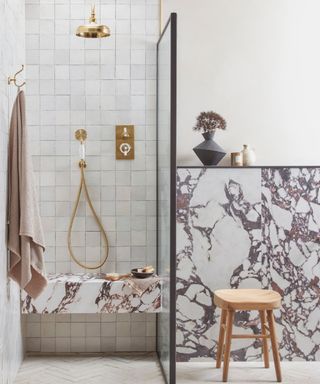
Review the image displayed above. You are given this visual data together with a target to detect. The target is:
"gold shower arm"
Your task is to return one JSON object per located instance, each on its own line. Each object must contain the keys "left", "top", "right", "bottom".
{"left": 90, "top": 5, "right": 96, "bottom": 23}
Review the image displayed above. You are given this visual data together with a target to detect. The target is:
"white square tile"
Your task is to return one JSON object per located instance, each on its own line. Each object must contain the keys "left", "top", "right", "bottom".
{"left": 132, "top": 19, "right": 146, "bottom": 34}
{"left": 55, "top": 19, "right": 70, "bottom": 34}
{"left": 55, "top": 49, "right": 70, "bottom": 64}
{"left": 40, "top": 50, "right": 54, "bottom": 65}
{"left": 101, "top": 337, "right": 116, "bottom": 352}
{"left": 27, "top": 323, "right": 41, "bottom": 338}
{"left": 40, "top": 4, "right": 54, "bottom": 19}
{"left": 116, "top": 65, "right": 130, "bottom": 79}
{"left": 26, "top": 4, "right": 40, "bottom": 19}
{"left": 131, "top": 64, "right": 145, "bottom": 79}
{"left": 70, "top": 5, "right": 85, "bottom": 20}
{"left": 41, "top": 322, "right": 56, "bottom": 338}
{"left": 41, "top": 338, "right": 56, "bottom": 352}
{"left": 70, "top": 65, "right": 85, "bottom": 79}
{"left": 70, "top": 337, "right": 85, "bottom": 352}
{"left": 131, "top": 337, "right": 146, "bottom": 351}
{"left": 101, "top": 4, "right": 115, "bottom": 18}
{"left": 55, "top": 4, "right": 70, "bottom": 20}
{"left": 56, "top": 338, "right": 71, "bottom": 353}
{"left": 116, "top": 20, "right": 130, "bottom": 34}
{"left": 131, "top": 322, "right": 146, "bottom": 337}
{"left": 26, "top": 338, "right": 41, "bottom": 352}
{"left": 55, "top": 65, "right": 70, "bottom": 80}
{"left": 40, "top": 34, "right": 54, "bottom": 49}
{"left": 85, "top": 50, "right": 100, "bottom": 64}
{"left": 131, "top": 5, "right": 146, "bottom": 20}
{"left": 85, "top": 337, "right": 101, "bottom": 352}
{"left": 70, "top": 50, "right": 85, "bottom": 65}
{"left": 116, "top": 4, "right": 130, "bottom": 19}
{"left": 116, "top": 337, "right": 131, "bottom": 352}
{"left": 116, "top": 35, "right": 130, "bottom": 50}
{"left": 71, "top": 322, "right": 86, "bottom": 338}
{"left": 101, "top": 323, "right": 116, "bottom": 337}
{"left": 26, "top": 35, "right": 39, "bottom": 50}
{"left": 56, "top": 323, "right": 71, "bottom": 337}
{"left": 39, "top": 20, "right": 53, "bottom": 35}
{"left": 131, "top": 230, "right": 146, "bottom": 246}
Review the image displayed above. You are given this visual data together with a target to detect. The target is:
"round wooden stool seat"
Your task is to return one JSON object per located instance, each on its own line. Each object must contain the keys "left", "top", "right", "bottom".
{"left": 214, "top": 288, "right": 281, "bottom": 310}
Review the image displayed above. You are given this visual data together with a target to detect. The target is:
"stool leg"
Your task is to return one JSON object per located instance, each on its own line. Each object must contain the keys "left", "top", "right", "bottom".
{"left": 222, "top": 310, "right": 234, "bottom": 382}
{"left": 267, "top": 310, "right": 282, "bottom": 382}
{"left": 259, "top": 310, "right": 270, "bottom": 368}
{"left": 216, "top": 309, "right": 227, "bottom": 368}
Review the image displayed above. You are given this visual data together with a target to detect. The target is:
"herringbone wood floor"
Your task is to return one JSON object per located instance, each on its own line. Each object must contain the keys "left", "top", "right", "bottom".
{"left": 14, "top": 353, "right": 165, "bottom": 384}
{"left": 177, "top": 361, "right": 320, "bottom": 383}
{"left": 15, "top": 355, "right": 320, "bottom": 383}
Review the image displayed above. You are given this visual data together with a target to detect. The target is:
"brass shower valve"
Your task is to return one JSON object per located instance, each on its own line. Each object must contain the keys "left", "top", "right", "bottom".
{"left": 116, "top": 125, "right": 134, "bottom": 160}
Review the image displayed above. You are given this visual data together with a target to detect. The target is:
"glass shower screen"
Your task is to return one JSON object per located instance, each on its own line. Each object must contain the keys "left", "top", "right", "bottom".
{"left": 156, "top": 13, "right": 177, "bottom": 384}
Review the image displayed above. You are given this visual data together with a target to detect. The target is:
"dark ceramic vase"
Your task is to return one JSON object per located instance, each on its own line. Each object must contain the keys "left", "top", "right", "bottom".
{"left": 193, "top": 131, "right": 226, "bottom": 166}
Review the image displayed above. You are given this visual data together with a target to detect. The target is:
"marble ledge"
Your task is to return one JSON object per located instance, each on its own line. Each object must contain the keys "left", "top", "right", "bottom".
{"left": 21, "top": 273, "right": 162, "bottom": 314}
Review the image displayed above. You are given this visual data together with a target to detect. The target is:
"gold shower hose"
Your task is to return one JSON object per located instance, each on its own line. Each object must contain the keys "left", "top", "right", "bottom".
{"left": 67, "top": 159, "right": 109, "bottom": 269}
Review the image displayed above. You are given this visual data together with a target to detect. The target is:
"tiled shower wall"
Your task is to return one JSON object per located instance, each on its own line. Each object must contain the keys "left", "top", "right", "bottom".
{"left": 0, "top": 0, "right": 25, "bottom": 382}
{"left": 25, "top": 0, "right": 159, "bottom": 353}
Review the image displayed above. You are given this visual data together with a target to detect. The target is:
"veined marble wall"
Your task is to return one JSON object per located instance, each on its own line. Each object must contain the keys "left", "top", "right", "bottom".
{"left": 176, "top": 167, "right": 320, "bottom": 362}
{"left": 0, "top": 1, "right": 25, "bottom": 383}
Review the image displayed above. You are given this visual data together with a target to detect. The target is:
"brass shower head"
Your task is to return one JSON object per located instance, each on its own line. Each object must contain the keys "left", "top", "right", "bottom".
{"left": 76, "top": 5, "right": 110, "bottom": 38}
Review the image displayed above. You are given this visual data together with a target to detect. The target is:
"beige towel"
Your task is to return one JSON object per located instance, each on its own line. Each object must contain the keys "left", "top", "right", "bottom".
{"left": 8, "top": 90, "right": 47, "bottom": 299}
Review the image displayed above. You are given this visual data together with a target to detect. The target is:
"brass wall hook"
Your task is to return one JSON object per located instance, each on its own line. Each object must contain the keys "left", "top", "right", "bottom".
{"left": 8, "top": 65, "right": 26, "bottom": 90}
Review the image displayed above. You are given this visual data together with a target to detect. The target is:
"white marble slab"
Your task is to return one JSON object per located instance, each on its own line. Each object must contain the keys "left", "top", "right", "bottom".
{"left": 21, "top": 273, "right": 162, "bottom": 314}
{"left": 176, "top": 167, "right": 320, "bottom": 362}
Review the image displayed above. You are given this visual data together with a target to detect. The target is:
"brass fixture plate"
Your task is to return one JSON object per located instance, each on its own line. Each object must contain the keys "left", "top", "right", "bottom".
{"left": 116, "top": 125, "right": 134, "bottom": 160}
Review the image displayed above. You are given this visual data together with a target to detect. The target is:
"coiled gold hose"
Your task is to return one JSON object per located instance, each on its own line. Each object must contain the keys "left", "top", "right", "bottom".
{"left": 67, "top": 159, "right": 109, "bottom": 270}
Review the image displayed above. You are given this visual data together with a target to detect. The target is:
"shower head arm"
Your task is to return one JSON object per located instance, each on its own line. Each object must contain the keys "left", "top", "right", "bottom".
{"left": 89, "top": 5, "right": 96, "bottom": 23}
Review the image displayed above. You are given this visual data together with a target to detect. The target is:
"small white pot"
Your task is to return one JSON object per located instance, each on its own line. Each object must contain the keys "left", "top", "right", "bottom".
{"left": 241, "top": 145, "right": 256, "bottom": 166}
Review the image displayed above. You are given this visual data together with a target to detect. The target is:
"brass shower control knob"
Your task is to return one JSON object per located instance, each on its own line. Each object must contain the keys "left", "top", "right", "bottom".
{"left": 116, "top": 125, "right": 134, "bottom": 160}
{"left": 119, "top": 143, "right": 131, "bottom": 157}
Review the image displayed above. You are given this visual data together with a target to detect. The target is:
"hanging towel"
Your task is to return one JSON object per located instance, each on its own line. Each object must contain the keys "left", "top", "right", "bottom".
{"left": 7, "top": 90, "right": 47, "bottom": 299}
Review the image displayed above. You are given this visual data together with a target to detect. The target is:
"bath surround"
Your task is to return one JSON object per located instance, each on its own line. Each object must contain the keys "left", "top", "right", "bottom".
{"left": 176, "top": 166, "right": 320, "bottom": 362}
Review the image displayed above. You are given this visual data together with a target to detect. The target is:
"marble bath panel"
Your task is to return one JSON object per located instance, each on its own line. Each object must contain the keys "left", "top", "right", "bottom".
{"left": 176, "top": 168, "right": 263, "bottom": 362}
{"left": 21, "top": 273, "right": 162, "bottom": 314}
{"left": 261, "top": 168, "right": 320, "bottom": 361}
{"left": 176, "top": 167, "right": 320, "bottom": 362}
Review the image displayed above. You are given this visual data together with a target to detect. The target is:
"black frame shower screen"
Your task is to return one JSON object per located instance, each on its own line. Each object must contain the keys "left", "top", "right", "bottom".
{"left": 156, "top": 13, "right": 177, "bottom": 384}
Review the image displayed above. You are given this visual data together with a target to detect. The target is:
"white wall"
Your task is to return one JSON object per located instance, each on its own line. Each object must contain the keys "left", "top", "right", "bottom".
{"left": 163, "top": 0, "right": 320, "bottom": 166}
{"left": 0, "top": 1, "right": 25, "bottom": 383}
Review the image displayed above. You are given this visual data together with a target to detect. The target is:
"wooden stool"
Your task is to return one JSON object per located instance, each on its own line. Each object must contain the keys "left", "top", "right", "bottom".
{"left": 214, "top": 289, "right": 282, "bottom": 382}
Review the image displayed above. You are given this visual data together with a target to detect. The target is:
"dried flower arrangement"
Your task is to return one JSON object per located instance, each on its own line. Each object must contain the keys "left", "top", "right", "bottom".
{"left": 193, "top": 111, "right": 226, "bottom": 133}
